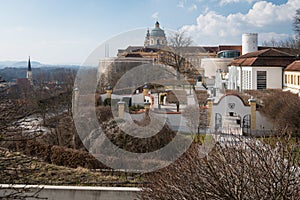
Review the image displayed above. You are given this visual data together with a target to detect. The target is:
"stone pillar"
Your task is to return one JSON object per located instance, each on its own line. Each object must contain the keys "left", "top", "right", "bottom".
{"left": 207, "top": 98, "right": 214, "bottom": 128}
{"left": 249, "top": 98, "right": 256, "bottom": 131}
{"left": 118, "top": 101, "right": 125, "bottom": 118}
{"left": 73, "top": 87, "right": 79, "bottom": 113}
{"left": 143, "top": 85, "right": 149, "bottom": 97}
{"left": 106, "top": 89, "right": 112, "bottom": 99}
{"left": 106, "top": 85, "right": 112, "bottom": 99}
{"left": 144, "top": 102, "right": 151, "bottom": 117}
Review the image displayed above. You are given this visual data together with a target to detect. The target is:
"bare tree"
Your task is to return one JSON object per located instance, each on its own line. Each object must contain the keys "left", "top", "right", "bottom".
{"left": 166, "top": 90, "right": 187, "bottom": 112}
{"left": 141, "top": 134, "right": 300, "bottom": 199}
{"left": 183, "top": 105, "right": 208, "bottom": 135}
{"left": 260, "top": 91, "right": 300, "bottom": 135}
{"left": 262, "top": 9, "right": 300, "bottom": 50}
{"left": 169, "top": 30, "right": 193, "bottom": 48}
{"left": 0, "top": 95, "right": 45, "bottom": 199}
{"left": 294, "top": 8, "right": 300, "bottom": 39}
{"left": 159, "top": 30, "right": 198, "bottom": 80}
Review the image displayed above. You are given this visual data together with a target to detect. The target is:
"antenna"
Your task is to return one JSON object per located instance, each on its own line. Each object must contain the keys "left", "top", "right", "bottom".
{"left": 105, "top": 43, "right": 109, "bottom": 58}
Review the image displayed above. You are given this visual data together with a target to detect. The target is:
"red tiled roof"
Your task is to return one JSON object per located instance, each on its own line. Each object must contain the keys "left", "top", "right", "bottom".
{"left": 285, "top": 60, "right": 300, "bottom": 71}
{"left": 229, "top": 48, "right": 296, "bottom": 67}
{"left": 258, "top": 47, "right": 300, "bottom": 56}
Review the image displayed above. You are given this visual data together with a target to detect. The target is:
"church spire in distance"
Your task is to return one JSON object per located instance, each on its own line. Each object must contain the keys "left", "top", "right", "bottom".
{"left": 28, "top": 56, "right": 32, "bottom": 71}
{"left": 26, "top": 56, "right": 33, "bottom": 85}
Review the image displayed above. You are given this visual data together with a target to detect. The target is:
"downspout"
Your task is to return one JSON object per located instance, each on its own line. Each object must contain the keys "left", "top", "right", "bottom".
{"left": 240, "top": 65, "right": 243, "bottom": 92}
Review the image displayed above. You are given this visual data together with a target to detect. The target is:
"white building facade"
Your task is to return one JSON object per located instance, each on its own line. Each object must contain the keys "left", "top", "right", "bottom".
{"left": 283, "top": 60, "right": 300, "bottom": 95}
{"left": 228, "top": 66, "right": 283, "bottom": 90}
{"left": 227, "top": 48, "right": 296, "bottom": 91}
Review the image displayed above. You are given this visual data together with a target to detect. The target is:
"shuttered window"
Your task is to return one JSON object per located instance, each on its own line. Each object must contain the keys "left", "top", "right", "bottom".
{"left": 257, "top": 71, "right": 266, "bottom": 89}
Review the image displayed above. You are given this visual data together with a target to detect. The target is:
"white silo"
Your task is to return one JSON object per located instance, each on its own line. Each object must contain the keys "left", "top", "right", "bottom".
{"left": 242, "top": 33, "right": 258, "bottom": 55}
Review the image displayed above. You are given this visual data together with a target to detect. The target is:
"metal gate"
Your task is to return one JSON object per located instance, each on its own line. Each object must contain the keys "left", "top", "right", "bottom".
{"left": 215, "top": 113, "right": 222, "bottom": 132}
{"left": 242, "top": 114, "right": 251, "bottom": 135}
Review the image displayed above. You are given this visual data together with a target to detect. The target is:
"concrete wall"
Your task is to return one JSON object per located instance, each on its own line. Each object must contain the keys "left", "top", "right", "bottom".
{"left": 201, "top": 58, "right": 233, "bottom": 78}
{"left": 0, "top": 185, "right": 140, "bottom": 200}
{"left": 256, "top": 111, "right": 274, "bottom": 130}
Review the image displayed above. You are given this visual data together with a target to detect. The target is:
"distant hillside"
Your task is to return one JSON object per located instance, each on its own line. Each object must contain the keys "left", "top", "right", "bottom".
{"left": 12, "top": 61, "right": 44, "bottom": 68}
{"left": 0, "top": 61, "right": 42, "bottom": 69}
{"left": 0, "top": 67, "right": 79, "bottom": 82}
{"left": 0, "top": 60, "right": 81, "bottom": 69}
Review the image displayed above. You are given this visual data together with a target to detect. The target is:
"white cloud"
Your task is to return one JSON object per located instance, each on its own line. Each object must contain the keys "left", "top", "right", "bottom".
{"left": 259, "top": 32, "right": 291, "bottom": 43}
{"left": 151, "top": 12, "right": 159, "bottom": 20}
{"left": 219, "top": 0, "right": 256, "bottom": 6}
{"left": 181, "top": 0, "right": 300, "bottom": 45}
{"left": 219, "top": 0, "right": 239, "bottom": 6}
{"left": 219, "top": 0, "right": 259, "bottom": 6}
{"left": 188, "top": 4, "right": 198, "bottom": 12}
{"left": 3, "top": 26, "right": 28, "bottom": 34}
{"left": 177, "top": 0, "right": 186, "bottom": 8}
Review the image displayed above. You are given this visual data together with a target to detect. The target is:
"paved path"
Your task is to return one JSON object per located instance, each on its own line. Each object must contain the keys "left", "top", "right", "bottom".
{"left": 221, "top": 115, "right": 242, "bottom": 135}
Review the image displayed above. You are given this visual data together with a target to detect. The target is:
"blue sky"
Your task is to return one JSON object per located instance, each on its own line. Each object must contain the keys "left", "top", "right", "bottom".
{"left": 0, "top": 0, "right": 299, "bottom": 64}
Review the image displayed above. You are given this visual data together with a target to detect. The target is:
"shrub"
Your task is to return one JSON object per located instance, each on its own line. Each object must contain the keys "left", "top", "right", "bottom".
{"left": 50, "top": 145, "right": 107, "bottom": 169}
{"left": 103, "top": 98, "right": 111, "bottom": 106}
{"left": 129, "top": 104, "right": 144, "bottom": 112}
{"left": 141, "top": 134, "right": 300, "bottom": 199}
{"left": 25, "top": 140, "right": 52, "bottom": 163}
{"left": 96, "top": 106, "right": 113, "bottom": 123}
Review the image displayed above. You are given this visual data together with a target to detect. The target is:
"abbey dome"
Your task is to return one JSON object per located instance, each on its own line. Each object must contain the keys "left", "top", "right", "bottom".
{"left": 144, "top": 21, "right": 167, "bottom": 47}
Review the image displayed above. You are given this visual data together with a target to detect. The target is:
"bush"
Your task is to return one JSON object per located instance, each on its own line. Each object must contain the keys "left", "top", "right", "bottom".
{"left": 96, "top": 106, "right": 113, "bottom": 123}
{"left": 25, "top": 140, "right": 52, "bottom": 163}
{"left": 261, "top": 91, "right": 300, "bottom": 134}
{"left": 141, "top": 134, "right": 300, "bottom": 199}
{"left": 22, "top": 140, "right": 107, "bottom": 169}
{"left": 129, "top": 104, "right": 144, "bottom": 112}
{"left": 50, "top": 145, "right": 107, "bottom": 169}
{"left": 103, "top": 98, "right": 111, "bottom": 106}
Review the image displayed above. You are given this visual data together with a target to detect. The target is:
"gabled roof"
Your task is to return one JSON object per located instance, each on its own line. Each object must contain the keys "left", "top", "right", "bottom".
{"left": 258, "top": 47, "right": 300, "bottom": 56}
{"left": 229, "top": 48, "right": 296, "bottom": 67}
{"left": 285, "top": 60, "right": 300, "bottom": 72}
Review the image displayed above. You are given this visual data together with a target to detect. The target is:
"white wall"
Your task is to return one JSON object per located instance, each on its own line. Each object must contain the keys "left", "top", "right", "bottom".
{"left": 201, "top": 58, "right": 233, "bottom": 78}
{"left": 0, "top": 185, "right": 140, "bottom": 200}
{"left": 251, "top": 67, "right": 283, "bottom": 89}
{"left": 242, "top": 33, "right": 258, "bottom": 55}
{"left": 284, "top": 71, "right": 300, "bottom": 94}
{"left": 211, "top": 95, "right": 251, "bottom": 128}
{"left": 132, "top": 93, "right": 144, "bottom": 105}
{"left": 228, "top": 66, "right": 283, "bottom": 90}
{"left": 256, "top": 112, "right": 274, "bottom": 130}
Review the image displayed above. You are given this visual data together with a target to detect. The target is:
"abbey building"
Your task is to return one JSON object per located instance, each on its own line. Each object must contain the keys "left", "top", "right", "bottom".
{"left": 144, "top": 21, "right": 167, "bottom": 48}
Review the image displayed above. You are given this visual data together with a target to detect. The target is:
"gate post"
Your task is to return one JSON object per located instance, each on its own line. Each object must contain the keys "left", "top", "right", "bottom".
{"left": 118, "top": 101, "right": 125, "bottom": 119}
{"left": 143, "top": 84, "right": 149, "bottom": 97}
{"left": 106, "top": 85, "right": 112, "bottom": 99}
{"left": 207, "top": 98, "right": 214, "bottom": 128}
{"left": 248, "top": 98, "right": 256, "bottom": 131}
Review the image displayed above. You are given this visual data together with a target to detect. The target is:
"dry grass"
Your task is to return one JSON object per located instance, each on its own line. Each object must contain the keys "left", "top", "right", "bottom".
{"left": 0, "top": 148, "right": 140, "bottom": 186}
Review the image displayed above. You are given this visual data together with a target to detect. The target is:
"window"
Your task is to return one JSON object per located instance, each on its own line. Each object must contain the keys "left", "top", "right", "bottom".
{"left": 257, "top": 71, "right": 266, "bottom": 89}
{"left": 291, "top": 75, "right": 294, "bottom": 84}
{"left": 285, "top": 74, "right": 287, "bottom": 84}
{"left": 298, "top": 75, "right": 300, "bottom": 86}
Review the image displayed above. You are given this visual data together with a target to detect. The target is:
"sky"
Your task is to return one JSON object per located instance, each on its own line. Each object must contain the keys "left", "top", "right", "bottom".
{"left": 0, "top": 0, "right": 299, "bottom": 65}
